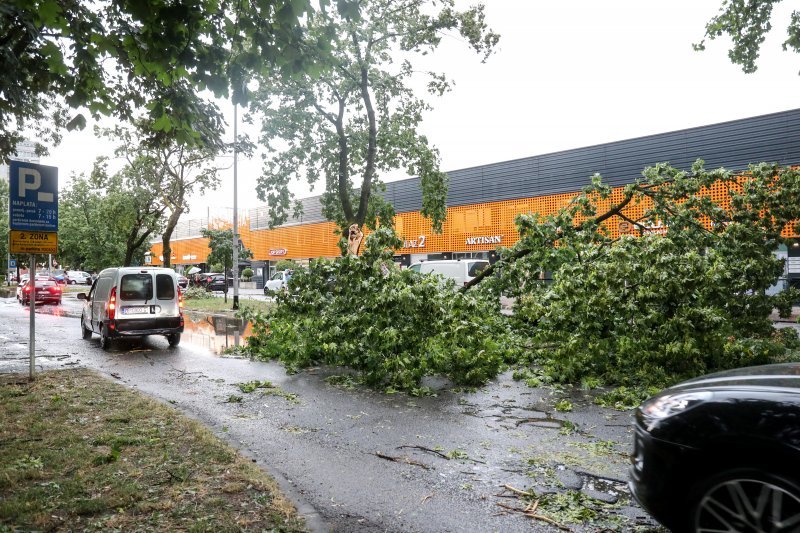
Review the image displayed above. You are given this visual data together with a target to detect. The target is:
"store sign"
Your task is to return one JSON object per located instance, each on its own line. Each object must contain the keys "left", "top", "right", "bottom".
{"left": 403, "top": 235, "right": 427, "bottom": 248}
{"left": 270, "top": 248, "right": 288, "bottom": 256}
{"left": 182, "top": 254, "right": 197, "bottom": 261}
{"left": 465, "top": 235, "right": 503, "bottom": 245}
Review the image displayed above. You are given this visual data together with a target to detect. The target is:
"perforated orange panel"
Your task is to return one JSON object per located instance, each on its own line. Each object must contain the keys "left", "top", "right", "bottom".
{"left": 151, "top": 176, "right": 799, "bottom": 265}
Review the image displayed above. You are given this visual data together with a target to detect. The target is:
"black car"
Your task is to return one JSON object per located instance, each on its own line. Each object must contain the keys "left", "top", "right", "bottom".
{"left": 205, "top": 274, "right": 232, "bottom": 292}
{"left": 629, "top": 363, "right": 800, "bottom": 532}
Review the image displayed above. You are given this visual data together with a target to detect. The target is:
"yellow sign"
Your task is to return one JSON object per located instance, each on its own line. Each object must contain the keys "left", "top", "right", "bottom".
{"left": 9, "top": 230, "right": 58, "bottom": 254}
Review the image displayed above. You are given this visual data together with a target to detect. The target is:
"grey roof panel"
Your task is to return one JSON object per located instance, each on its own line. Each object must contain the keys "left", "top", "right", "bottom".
{"left": 236, "top": 108, "right": 800, "bottom": 229}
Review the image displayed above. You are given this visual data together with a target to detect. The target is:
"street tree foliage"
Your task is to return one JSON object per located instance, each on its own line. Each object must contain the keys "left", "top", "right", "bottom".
{"left": 250, "top": 0, "right": 499, "bottom": 251}
{"left": 201, "top": 226, "right": 253, "bottom": 285}
{"left": 274, "top": 259, "right": 297, "bottom": 271}
{"left": 102, "top": 125, "right": 225, "bottom": 269}
{"left": 475, "top": 161, "right": 800, "bottom": 387}
{"left": 695, "top": 0, "right": 800, "bottom": 73}
{"left": 245, "top": 160, "right": 800, "bottom": 391}
{"left": 0, "top": 0, "right": 314, "bottom": 162}
{"left": 243, "top": 228, "right": 519, "bottom": 390}
{"left": 57, "top": 166, "right": 160, "bottom": 271}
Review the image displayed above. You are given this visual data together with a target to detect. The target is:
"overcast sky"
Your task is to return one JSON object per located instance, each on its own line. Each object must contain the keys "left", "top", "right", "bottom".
{"left": 46, "top": 0, "right": 800, "bottom": 217}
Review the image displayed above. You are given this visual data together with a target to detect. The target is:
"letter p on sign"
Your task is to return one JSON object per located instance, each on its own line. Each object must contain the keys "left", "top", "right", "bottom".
{"left": 18, "top": 168, "right": 54, "bottom": 202}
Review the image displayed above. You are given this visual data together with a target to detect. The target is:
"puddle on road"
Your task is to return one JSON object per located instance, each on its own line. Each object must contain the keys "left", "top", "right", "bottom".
{"left": 182, "top": 313, "right": 252, "bottom": 355}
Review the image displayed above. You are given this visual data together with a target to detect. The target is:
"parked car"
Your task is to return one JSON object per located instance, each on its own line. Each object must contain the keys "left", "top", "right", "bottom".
{"left": 177, "top": 274, "right": 189, "bottom": 289}
{"left": 77, "top": 267, "right": 184, "bottom": 350}
{"left": 205, "top": 274, "right": 232, "bottom": 292}
{"left": 17, "top": 278, "right": 62, "bottom": 305}
{"left": 66, "top": 270, "right": 92, "bottom": 285}
{"left": 409, "top": 259, "right": 489, "bottom": 287}
{"left": 629, "top": 363, "right": 800, "bottom": 532}
{"left": 264, "top": 270, "right": 293, "bottom": 295}
{"left": 196, "top": 272, "right": 222, "bottom": 289}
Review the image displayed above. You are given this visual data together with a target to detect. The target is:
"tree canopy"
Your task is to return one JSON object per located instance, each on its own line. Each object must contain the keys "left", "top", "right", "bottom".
{"left": 250, "top": 0, "right": 498, "bottom": 251}
{"left": 695, "top": 0, "right": 800, "bottom": 73}
{"left": 0, "top": 0, "right": 315, "bottom": 162}
{"left": 101, "top": 124, "right": 226, "bottom": 269}
{"left": 245, "top": 160, "right": 800, "bottom": 391}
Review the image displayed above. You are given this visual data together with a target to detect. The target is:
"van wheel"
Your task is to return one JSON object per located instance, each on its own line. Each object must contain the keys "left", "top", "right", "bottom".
{"left": 99, "top": 325, "right": 112, "bottom": 351}
{"left": 167, "top": 333, "right": 181, "bottom": 347}
{"left": 81, "top": 315, "right": 92, "bottom": 340}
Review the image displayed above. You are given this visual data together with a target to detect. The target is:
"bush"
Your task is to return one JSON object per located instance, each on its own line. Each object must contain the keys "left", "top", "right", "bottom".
{"left": 182, "top": 286, "right": 213, "bottom": 300}
{"left": 243, "top": 229, "right": 520, "bottom": 390}
{"left": 242, "top": 268, "right": 253, "bottom": 281}
{"left": 274, "top": 259, "right": 297, "bottom": 272}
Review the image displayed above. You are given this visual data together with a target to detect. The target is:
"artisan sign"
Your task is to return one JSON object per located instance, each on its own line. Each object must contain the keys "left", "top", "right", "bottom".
{"left": 465, "top": 235, "right": 503, "bottom": 245}
{"left": 270, "top": 248, "right": 288, "bottom": 256}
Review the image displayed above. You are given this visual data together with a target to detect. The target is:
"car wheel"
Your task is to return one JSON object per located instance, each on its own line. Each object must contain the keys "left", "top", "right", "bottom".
{"left": 692, "top": 469, "right": 800, "bottom": 532}
{"left": 99, "top": 325, "right": 112, "bottom": 351}
{"left": 81, "top": 316, "right": 92, "bottom": 340}
{"left": 167, "top": 333, "right": 181, "bottom": 347}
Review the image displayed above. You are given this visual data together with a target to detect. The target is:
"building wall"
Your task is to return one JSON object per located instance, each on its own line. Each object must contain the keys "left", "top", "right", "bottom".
{"left": 150, "top": 109, "right": 800, "bottom": 267}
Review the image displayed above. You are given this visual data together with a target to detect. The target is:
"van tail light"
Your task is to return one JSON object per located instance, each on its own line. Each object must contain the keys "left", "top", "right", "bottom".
{"left": 108, "top": 286, "right": 117, "bottom": 321}
{"left": 178, "top": 286, "right": 184, "bottom": 313}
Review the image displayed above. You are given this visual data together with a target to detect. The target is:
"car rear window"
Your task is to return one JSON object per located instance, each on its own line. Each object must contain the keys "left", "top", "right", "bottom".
{"left": 156, "top": 274, "right": 175, "bottom": 300}
{"left": 120, "top": 274, "right": 153, "bottom": 300}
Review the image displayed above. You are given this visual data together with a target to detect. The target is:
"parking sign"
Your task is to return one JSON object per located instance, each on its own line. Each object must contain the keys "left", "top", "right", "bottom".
{"left": 9, "top": 161, "right": 58, "bottom": 254}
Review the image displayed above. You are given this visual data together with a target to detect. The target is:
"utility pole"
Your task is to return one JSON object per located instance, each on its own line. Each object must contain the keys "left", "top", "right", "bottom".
{"left": 232, "top": 98, "right": 240, "bottom": 316}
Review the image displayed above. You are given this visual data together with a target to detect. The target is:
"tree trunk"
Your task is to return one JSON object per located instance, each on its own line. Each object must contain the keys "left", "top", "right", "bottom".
{"left": 161, "top": 208, "right": 183, "bottom": 269}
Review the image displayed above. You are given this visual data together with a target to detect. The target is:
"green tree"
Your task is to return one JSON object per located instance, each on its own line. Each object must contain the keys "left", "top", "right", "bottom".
{"left": 695, "top": 0, "right": 800, "bottom": 73}
{"left": 201, "top": 227, "right": 253, "bottom": 303}
{"left": 58, "top": 174, "right": 126, "bottom": 271}
{"left": 251, "top": 0, "right": 498, "bottom": 252}
{"left": 102, "top": 124, "right": 226, "bottom": 269}
{"left": 0, "top": 0, "right": 315, "bottom": 162}
{"left": 274, "top": 259, "right": 297, "bottom": 272}
{"left": 473, "top": 161, "right": 800, "bottom": 387}
{"left": 58, "top": 157, "right": 165, "bottom": 270}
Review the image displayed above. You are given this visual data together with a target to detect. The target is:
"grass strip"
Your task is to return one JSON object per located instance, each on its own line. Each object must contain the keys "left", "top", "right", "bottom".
{"left": 183, "top": 297, "right": 273, "bottom": 314}
{"left": 0, "top": 369, "right": 306, "bottom": 532}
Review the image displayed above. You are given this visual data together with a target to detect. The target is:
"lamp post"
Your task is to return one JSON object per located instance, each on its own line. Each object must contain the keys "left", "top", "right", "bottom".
{"left": 232, "top": 98, "right": 240, "bottom": 313}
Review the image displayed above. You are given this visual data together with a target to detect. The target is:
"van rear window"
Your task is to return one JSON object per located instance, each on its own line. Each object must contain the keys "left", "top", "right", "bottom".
{"left": 156, "top": 274, "right": 175, "bottom": 300}
{"left": 120, "top": 274, "right": 153, "bottom": 300}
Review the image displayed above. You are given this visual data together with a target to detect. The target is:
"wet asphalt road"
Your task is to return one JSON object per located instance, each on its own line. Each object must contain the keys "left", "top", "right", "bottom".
{"left": 0, "top": 294, "right": 659, "bottom": 532}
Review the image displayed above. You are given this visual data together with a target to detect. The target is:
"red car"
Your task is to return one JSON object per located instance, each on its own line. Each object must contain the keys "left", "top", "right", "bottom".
{"left": 17, "top": 278, "right": 62, "bottom": 305}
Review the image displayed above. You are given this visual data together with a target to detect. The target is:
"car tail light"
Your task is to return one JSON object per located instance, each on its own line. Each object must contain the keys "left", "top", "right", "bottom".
{"left": 178, "top": 286, "right": 184, "bottom": 312}
{"left": 24, "top": 286, "right": 31, "bottom": 293}
{"left": 207, "top": 276, "right": 212, "bottom": 283}
{"left": 108, "top": 286, "right": 117, "bottom": 320}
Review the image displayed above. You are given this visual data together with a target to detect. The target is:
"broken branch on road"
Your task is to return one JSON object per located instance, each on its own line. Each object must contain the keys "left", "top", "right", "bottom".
{"left": 372, "top": 451, "right": 431, "bottom": 470}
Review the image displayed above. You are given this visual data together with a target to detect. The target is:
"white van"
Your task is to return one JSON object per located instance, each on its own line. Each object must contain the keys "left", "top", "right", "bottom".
{"left": 78, "top": 267, "right": 184, "bottom": 350}
{"left": 409, "top": 259, "right": 490, "bottom": 287}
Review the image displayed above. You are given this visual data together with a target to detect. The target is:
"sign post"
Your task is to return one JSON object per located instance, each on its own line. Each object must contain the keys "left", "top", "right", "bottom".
{"left": 9, "top": 161, "right": 58, "bottom": 380}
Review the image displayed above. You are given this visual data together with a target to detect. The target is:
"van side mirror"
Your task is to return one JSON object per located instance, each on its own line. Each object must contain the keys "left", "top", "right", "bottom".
{"left": 77, "top": 293, "right": 87, "bottom": 300}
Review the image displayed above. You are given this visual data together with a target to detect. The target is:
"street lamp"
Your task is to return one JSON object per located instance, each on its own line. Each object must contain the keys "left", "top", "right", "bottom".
{"left": 232, "top": 95, "right": 240, "bottom": 312}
